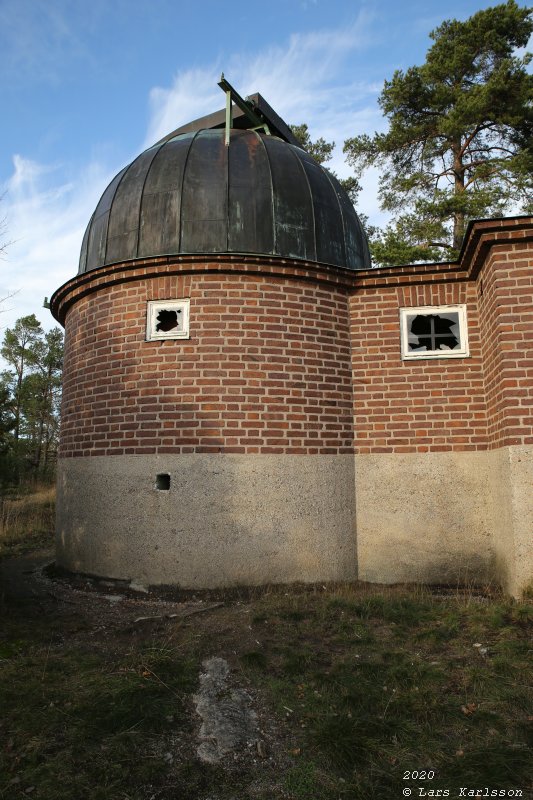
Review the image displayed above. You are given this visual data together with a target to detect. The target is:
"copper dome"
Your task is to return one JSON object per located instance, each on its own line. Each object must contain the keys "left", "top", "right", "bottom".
{"left": 79, "top": 128, "right": 370, "bottom": 273}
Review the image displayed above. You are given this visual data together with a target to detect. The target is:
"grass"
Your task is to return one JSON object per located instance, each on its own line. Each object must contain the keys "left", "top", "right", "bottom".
{"left": 0, "top": 484, "right": 55, "bottom": 558}
{"left": 0, "top": 495, "right": 532, "bottom": 799}
{"left": 0, "top": 636, "right": 198, "bottom": 800}
{"left": 240, "top": 587, "right": 533, "bottom": 798}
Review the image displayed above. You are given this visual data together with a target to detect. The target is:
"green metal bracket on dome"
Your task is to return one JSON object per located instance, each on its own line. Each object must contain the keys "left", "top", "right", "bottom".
{"left": 218, "top": 74, "right": 271, "bottom": 145}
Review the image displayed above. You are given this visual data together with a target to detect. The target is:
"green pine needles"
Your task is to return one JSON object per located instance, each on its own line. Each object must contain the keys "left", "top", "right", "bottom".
{"left": 344, "top": 1, "right": 533, "bottom": 265}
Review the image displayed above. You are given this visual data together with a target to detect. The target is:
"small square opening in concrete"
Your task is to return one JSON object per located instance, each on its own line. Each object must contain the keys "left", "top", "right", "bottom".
{"left": 155, "top": 473, "right": 170, "bottom": 491}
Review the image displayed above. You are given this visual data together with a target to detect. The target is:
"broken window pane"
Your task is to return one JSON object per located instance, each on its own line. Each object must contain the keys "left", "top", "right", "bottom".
{"left": 146, "top": 299, "right": 190, "bottom": 341}
{"left": 156, "top": 308, "right": 183, "bottom": 333}
{"left": 408, "top": 313, "right": 460, "bottom": 351}
{"left": 400, "top": 306, "right": 468, "bottom": 360}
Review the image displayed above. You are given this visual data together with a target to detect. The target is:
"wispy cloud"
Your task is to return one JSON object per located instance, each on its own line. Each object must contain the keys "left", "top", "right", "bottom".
{"left": 144, "top": 16, "right": 387, "bottom": 223}
{"left": 0, "top": 155, "right": 113, "bottom": 331}
{"left": 0, "top": 0, "right": 95, "bottom": 86}
{"left": 2, "top": 14, "right": 389, "bottom": 336}
{"left": 144, "top": 13, "right": 382, "bottom": 149}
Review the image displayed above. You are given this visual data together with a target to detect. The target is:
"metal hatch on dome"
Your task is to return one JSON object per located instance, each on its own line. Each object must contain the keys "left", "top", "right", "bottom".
{"left": 217, "top": 74, "right": 271, "bottom": 146}
{"left": 153, "top": 82, "right": 300, "bottom": 147}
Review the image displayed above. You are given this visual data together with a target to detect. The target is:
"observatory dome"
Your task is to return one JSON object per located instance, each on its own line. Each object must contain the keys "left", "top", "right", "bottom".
{"left": 79, "top": 128, "right": 370, "bottom": 273}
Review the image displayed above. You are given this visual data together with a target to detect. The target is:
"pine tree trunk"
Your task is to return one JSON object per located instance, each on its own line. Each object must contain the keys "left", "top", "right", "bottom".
{"left": 14, "top": 355, "right": 23, "bottom": 445}
{"left": 452, "top": 140, "right": 467, "bottom": 251}
{"left": 453, "top": 213, "right": 465, "bottom": 251}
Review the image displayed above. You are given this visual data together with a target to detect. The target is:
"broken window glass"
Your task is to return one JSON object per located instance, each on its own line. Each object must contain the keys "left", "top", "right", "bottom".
{"left": 156, "top": 308, "right": 182, "bottom": 333}
{"left": 408, "top": 313, "right": 460, "bottom": 351}
{"left": 146, "top": 299, "right": 190, "bottom": 341}
{"left": 400, "top": 306, "right": 468, "bottom": 360}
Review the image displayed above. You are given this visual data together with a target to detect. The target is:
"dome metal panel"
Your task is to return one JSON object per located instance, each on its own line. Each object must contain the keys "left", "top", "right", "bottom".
{"left": 85, "top": 166, "right": 128, "bottom": 271}
{"left": 180, "top": 130, "right": 228, "bottom": 253}
{"left": 227, "top": 131, "right": 274, "bottom": 256}
{"left": 139, "top": 133, "right": 194, "bottom": 258}
{"left": 297, "top": 148, "right": 346, "bottom": 267}
{"left": 106, "top": 145, "right": 162, "bottom": 264}
{"left": 79, "top": 128, "right": 370, "bottom": 273}
{"left": 262, "top": 135, "right": 315, "bottom": 262}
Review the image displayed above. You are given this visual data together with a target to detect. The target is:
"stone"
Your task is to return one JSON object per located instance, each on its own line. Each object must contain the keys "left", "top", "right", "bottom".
{"left": 193, "top": 657, "right": 258, "bottom": 764}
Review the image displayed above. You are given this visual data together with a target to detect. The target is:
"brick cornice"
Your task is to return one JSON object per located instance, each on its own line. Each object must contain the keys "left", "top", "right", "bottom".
{"left": 50, "top": 253, "right": 358, "bottom": 325}
{"left": 460, "top": 216, "right": 533, "bottom": 278}
{"left": 352, "top": 215, "right": 533, "bottom": 289}
{"left": 51, "top": 216, "right": 533, "bottom": 324}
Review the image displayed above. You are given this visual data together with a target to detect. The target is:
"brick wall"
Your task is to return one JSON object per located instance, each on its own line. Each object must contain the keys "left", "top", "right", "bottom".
{"left": 350, "top": 275, "right": 487, "bottom": 454}
{"left": 348, "top": 218, "right": 533, "bottom": 455}
{"left": 53, "top": 218, "right": 533, "bottom": 461}
{"left": 59, "top": 265, "right": 354, "bottom": 457}
{"left": 478, "top": 241, "right": 533, "bottom": 448}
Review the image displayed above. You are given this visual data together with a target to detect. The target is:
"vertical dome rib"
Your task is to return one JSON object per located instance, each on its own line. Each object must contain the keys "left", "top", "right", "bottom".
{"left": 328, "top": 171, "right": 371, "bottom": 270}
{"left": 254, "top": 130, "right": 277, "bottom": 256}
{"left": 139, "top": 133, "right": 195, "bottom": 258}
{"left": 106, "top": 145, "right": 162, "bottom": 265}
{"left": 85, "top": 166, "right": 128, "bottom": 271}
{"left": 262, "top": 135, "right": 315, "bottom": 261}
{"left": 321, "top": 167, "right": 349, "bottom": 268}
{"left": 178, "top": 130, "right": 201, "bottom": 257}
{"left": 295, "top": 147, "right": 349, "bottom": 267}
{"left": 228, "top": 129, "right": 274, "bottom": 256}
{"left": 288, "top": 146, "right": 318, "bottom": 263}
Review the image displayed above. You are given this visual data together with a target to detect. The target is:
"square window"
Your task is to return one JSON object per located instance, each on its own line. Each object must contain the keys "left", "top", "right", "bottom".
{"left": 400, "top": 305, "right": 469, "bottom": 360}
{"left": 146, "top": 299, "right": 190, "bottom": 341}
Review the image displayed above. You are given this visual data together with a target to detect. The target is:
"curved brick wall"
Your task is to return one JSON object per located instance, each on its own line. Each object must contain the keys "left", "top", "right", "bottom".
{"left": 52, "top": 256, "right": 358, "bottom": 587}
{"left": 50, "top": 219, "right": 533, "bottom": 594}
{"left": 57, "top": 258, "right": 355, "bottom": 458}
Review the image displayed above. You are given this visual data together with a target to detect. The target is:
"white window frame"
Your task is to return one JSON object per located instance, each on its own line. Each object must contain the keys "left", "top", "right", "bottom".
{"left": 146, "top": 299, "right": 190, "bottom": 341}
{"left": 400, "top": 304, "right": 469, "bottom": 360}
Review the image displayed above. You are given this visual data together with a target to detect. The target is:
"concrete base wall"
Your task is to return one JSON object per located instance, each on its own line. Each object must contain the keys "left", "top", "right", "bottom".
{"left": 56, "top": 454, "right": 357, "bottom": 588}
{"left": 354, "top": 450, "right": 497, "bottom": 587}
{"left": 488, "top": 446, "right": 533, "bottom": 597}
{"left": 354, "top": 447, "right": 533, "bottom": 596}
{"left": 56, "top": 448, "right": 533, "bottom": 595}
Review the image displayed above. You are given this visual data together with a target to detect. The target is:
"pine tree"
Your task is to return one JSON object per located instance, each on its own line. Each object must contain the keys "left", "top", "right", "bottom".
{"left": 1, "top": 317, "right": 63, "bottom": 483}
{"left": 344, "top": 1, "right": 533, "bottom": 265}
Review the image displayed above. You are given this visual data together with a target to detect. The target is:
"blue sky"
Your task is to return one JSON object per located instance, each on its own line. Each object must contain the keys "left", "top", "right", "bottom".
{"left": 0, "top": 0, "right": 529, "bottom": 334}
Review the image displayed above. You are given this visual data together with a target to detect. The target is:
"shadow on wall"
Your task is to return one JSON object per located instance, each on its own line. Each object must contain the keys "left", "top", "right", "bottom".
{"left": 354, "top": 450, "right": 497, "bottom": 588}
{"left": 56, "top": 451, "right": 358, "bottom": 588}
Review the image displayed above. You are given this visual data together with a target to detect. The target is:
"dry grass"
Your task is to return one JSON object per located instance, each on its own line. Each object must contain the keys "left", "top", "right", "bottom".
{"left": 1, "top": 577, "right": 531, "bottom": 800}
{"left": 0, "top": 484, "right": 55, "bottom": 557}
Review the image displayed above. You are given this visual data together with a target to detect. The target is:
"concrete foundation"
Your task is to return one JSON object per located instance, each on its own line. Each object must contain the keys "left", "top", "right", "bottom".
{"left": 56, "top": 454, "right": 357, "bottom": 588}
{"left": 354, "top": 447, "right": 533, "bottom": 596}
{"left": 57, "top": 447, "right": 533, "bottom": 595}
{"left": 487, "top": 446, "right": 533, "bottom": 597}
{"left": 354, "top": 450, "right": 496, "bottom": 586}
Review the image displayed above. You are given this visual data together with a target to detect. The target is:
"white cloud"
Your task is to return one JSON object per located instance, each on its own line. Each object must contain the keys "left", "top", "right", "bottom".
{"left": 0, "top": 155, "right": 112, "bottom": 333}
{"left": 143, "top": 14, "right": 387, "bottom": 226}
{"left": 145, "top": 14, "right": 381, "bottom": 146}
{"left": 144, "top": 68, "right": 223, "bottom": 149}
{"left": 0, "top": 0, "right": 95, "bottom": 86}
{"left": 1, "top": 14, "right": 391, "bottom": 344}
